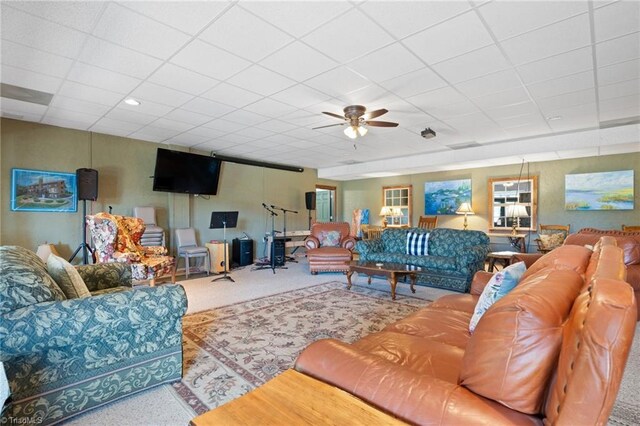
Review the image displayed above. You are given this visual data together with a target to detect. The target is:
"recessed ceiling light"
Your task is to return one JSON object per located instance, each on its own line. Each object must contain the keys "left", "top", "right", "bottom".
{"left": 547, "top": 115, "right": 562, "bottom": 121}
{"left": 124, "top": 98, "right": 140, "bottom": 106}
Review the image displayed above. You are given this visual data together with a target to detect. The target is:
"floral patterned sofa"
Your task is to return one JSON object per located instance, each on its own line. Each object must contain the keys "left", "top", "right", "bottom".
{"left": 356, "top": 228, "right": 490, "bottom": 292}
{"left": 0, "top": 245, "right": 187, "bottom": 425}
{"left": 87, "top": 212, "right": 175, "bottom": 286}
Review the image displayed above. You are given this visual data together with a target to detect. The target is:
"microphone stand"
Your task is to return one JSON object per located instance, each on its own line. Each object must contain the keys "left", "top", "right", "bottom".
{"left": 272, "top": 205, "right": 299, "bottom": 263}
{"left": 253, "top": 204, "right": 286, "bottom": 273}
{"left": 212, "top": 217, "right": 234, "bottom": 283}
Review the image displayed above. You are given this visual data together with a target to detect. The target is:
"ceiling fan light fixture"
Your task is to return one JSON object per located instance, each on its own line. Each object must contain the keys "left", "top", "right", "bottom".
{"left": 344, "top": 126, "right": 358, "bottom": 139}
{"left": 356, "top": 125, "right": 368, "bottom": 137}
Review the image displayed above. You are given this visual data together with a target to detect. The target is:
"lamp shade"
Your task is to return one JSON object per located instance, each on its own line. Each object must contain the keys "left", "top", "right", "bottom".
{"left": 344, "top": 126, "right": 358, "bottom": 139}
{"left": 456, "top": 202, "right": 474, "bottom": 215}
{"left": 391, "top": 207, "right": 403, "bottom": 216}
{"left": 506, "top": 204, "right": 529, "bottom": 218}
{"left": 379, "top": 206, "right": 393, "bottom": 216}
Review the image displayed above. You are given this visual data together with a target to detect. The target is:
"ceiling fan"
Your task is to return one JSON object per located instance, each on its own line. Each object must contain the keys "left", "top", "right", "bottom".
{"left": 312, "top": 105, "right": 399, "bottom": 140}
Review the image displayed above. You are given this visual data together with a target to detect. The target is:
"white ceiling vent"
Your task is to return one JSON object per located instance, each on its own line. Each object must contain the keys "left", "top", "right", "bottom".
{"left": 449, "top": 141, "right": 481, "bottom": 150}
{"left": 1, "top": 83, "right": 54, "bottom": 106}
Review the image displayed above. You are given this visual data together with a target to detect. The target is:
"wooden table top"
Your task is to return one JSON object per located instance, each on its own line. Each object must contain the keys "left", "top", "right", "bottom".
{"left": 349, "top": 261, "right": 422, "bottom": 274}
{"left": 190, "top": 369, "right": 407, "bottom": 426}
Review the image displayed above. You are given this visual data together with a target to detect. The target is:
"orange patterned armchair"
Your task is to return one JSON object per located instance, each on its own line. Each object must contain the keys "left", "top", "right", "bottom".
{"left": 305, "top": 222, "right": 356, "bottom": 274}
{"left": 86, "top": 212, "right": 175, "bottom": 286}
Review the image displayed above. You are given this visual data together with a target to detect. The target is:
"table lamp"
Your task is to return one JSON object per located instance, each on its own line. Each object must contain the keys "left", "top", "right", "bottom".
{"left": 455, "top": 202, "right": 474, "bottom": 230}
{"left": 506, "top": 204, "right": 529, "bottom": 235}
{"left": 379, "top": 206, "right": 393, "bottom": 227}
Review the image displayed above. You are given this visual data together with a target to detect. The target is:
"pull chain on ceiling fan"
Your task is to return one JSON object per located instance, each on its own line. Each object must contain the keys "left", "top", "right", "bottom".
{"left": 312, "top": 105, "right": 399, "bottom": 144}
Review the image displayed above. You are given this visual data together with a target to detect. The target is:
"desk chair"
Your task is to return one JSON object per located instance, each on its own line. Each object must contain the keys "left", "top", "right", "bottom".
{"left": 175, "top": 228, "right": 210, "bottom": 279}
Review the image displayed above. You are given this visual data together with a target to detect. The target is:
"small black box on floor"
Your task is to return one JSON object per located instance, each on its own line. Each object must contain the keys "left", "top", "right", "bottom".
{"left": 232, "top": 238, "right": 254, "bottom": 267}
{"left": 271, "top": 237, "right": 285, "bottom": 267}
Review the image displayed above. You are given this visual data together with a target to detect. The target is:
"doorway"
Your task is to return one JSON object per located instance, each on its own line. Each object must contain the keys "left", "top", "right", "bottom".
{"left": 315, "top": 185, "right": 336, "bottom": 222}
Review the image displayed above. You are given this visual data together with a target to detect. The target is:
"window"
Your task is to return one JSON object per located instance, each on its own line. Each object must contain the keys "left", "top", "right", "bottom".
{"left": 488, "top": 176, "right": 538, "bottom": 232}
{"left": 382, "top": 185, "right": 412, "bottom": 226}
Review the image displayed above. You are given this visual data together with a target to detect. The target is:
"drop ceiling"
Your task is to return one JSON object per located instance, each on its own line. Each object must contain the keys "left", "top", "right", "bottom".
{"left": 1, "top": 0, "right": 639, "bottom": 180}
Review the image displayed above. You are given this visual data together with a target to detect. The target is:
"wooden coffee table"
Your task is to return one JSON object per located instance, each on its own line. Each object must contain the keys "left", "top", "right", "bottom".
{"left": 190, "top": 369, "right": 406, "bottom": 425}
{"left": 347, "top": 261, "right": 419, "bottom": 300}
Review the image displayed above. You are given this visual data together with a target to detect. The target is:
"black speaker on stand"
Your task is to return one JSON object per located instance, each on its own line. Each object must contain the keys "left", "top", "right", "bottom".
{"left": 305, "top": 191, "right": 316, "bottom": 229}
{"left": 69, "top": 168, "right": 98, "bottom": 264}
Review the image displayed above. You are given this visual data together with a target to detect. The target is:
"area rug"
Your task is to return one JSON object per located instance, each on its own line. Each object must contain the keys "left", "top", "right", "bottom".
{"left": 173, "top": 281, "right": 430, "bottom": 414}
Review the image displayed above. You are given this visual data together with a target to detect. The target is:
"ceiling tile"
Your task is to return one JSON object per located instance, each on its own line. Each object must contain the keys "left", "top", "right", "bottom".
{"left": 597, "top": 59, "right": 640, "bottom": 86}
{"left": 454, "top": 68, "right": 524, "bottom": 98}
{"left": 243, "top": 98, "right": 297, "bottom": 118}
{"left": 598, "top": 79, "right": 640, "bottom": 100}
{"left": 79, "top": 37, "right": 163, "bottom": 79}
{"left": 403, "top": 11, "right": 493, "bottom": 65}
{"left": 181, "top": 97, "right": 235, "bottom": 117}
{"left": 599, "top": 94, "right": 640, "bottom": 113}
{"left": 238, "top": 1, "right": 352, "bottom": 38}
{"left": 485, "top": 101, "right": 542, "bottom": 120}
{"left": 1, "top": 64, "right": 62, "bottom": 93}
{"left": 232, "top": 126, "right": 275, "bottom": 140}
{"left": 478, "top": 1, "right": 587, "bottom": 41}
{"left": 201, "top": 82, "right": 263, "bottom": 108}
{"left": 67, "top": 62, "right": 141, "bottom": 94}
{"left": 199, "top": 6, "right": 294, "bottom": 62}
{"left": 119, "top": 1, "right": 229, "bottom": 35}
{"left": 42, "top": 116, "right": 93, "bottom": 130}
{"left": 1, "top": 40, "right": 73, "bottom": 78}
{"left": 593, "top": 1, "right": 640, "bottom": 42}
{"left": 302, "top": 9, "right": 395, "bottom": 63}
{"left": 147, "top": 64, "right": 219, "bottom": 96}
{"left": 105, "top": 108, "right": 158, "bottom": 126}
{"left": 131, "top": 124, "right": 183, "bottom": 140}
{"left": 527, "top": 70, "right": 595, "bottom": 99}
{"left": 347, "top": 43, "right": 424, "bottom": 83}
{"left": 304, "top": 66, "right": 371, "bottom": 98}
{"left": 130, "top": 82, "right": 194, "bottom": 107}
{"left": 92, "top": 3, "right": 190, "bottom": 60}
{"left": 152, "top": 117, "right": 194, "bottom": 132}
{"left": 221, "top": 109, "right": 271, "bottom": 126}
{"left": 118, "top": 97, "right": 173, "bottom": 116}
{"left": 8, "top": 1, "right": 105, "bottom": 32}
{"left": 600, "top": 104, "right": 640, "bottom": 122}
{"left": 186, "top": 126, "right": 227, "bottom": 139}
{"left": 516, "top": 47, "right": 593, "bottom": 84}
{"left": 361, "top": 1, "right": 470, "bottom": 39}
{"left": 596, "top": 32, "right": 640, "bottom": 67}
{"left": 407, "top": 86, "right": 468, "bottom": 110}
{"left": 165, "top": 133, "right": 209, "bottom": 147}
{"left": 432, "top": 44, "right": 510, "bottom": 84}
{"left": 338, "top": 85, "right": 395, "bottom": 106}
{"left": 270, "top": 84, "right": 331, "bottom": 109}
{"left": 164, "top": 108, "right": 213, "bottom": 126}
{"left": 500, "top": 14, "right": 591, "bottom": 65}
{"left": 49, "top": 95, "right": 112, "bottom": 116}
{"left": 260, "top": 41, "right": 338, "bottom": 82}
{"left": 0, "top": 97, "right": 48, "bottom": 116}
{"left": 226, "top": 65, "right": 296, "bottom": 96}
{"left": 536, "top": 89, "right": 597, "bottom": 113}
{"left": 91, "top": 117, "right": 144, "bottom": 134}
{"left": 378, "top": 67, "right": 447, "bottom": 100}
{"left": 254, "top": 119, "right": 298, "bottom": 133}
{"left": 1, "top": 6, "right": 88, "bottom": 57}
{"left": 170, "top": 40, "right": 251, "bottom": 80}
{"left": 57, "top": 81, "right": 124, "bottom": 106}
{"left": 472, "top": 86, "right": 531, "bottom": 110}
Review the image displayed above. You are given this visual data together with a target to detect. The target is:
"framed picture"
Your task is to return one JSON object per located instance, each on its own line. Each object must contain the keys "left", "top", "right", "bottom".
{"left": 11, "top": 168, "right": 77, "bottom": 212}
{"left": 424, "top": 179, "right": 471, "bottom": 215}
{"left": 565, "top": 170, "right": 634, "bottom": 211}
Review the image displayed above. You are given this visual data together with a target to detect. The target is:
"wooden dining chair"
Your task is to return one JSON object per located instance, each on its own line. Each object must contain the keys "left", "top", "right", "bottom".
{"left": 418, "top": 216, "right": 438, "bottom": 229}
{"left": 622, "top": 225, "right": 640, "bottom": 232}
{"left": 535, "top": 224, "right": 571, "bottom": 254}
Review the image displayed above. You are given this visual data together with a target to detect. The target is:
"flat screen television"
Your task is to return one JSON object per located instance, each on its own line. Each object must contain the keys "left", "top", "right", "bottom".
{"left": 152, "top": 148, "right": 222, "bottom": 195}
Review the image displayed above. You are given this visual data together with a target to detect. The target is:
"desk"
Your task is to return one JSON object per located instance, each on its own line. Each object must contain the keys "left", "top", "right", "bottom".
{"left": 190, "top": 369, "right": 405, "bottom": 426}
{"left": 266, "top": 230, "right": 310, "bottom": 258}
{"left": 487, "top": 233, "right": 528, "bottom": 253}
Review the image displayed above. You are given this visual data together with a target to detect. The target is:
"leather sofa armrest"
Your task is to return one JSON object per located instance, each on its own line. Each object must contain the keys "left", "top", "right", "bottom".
{"left": 341, "top": 236, "right": 356, "bottom": 250}
{"left": 511, "top": 253, "right": 543, "bottom": 268}
{"left": 471, "top": 271, "right": 494, "bottom": 295}
{"left": 305, "top": 236, "right": 320, "bottom": 250}
{"left": 295, "top": 339, "right": 541, "bottom": 425}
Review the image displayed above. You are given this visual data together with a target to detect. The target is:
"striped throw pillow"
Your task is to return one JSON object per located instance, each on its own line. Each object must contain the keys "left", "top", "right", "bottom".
{"left": 406, "top": 231, "right": 429, "bottom": 256}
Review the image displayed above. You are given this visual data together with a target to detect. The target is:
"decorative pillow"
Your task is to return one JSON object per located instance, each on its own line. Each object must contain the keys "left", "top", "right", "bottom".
{"left": 406, "top": 231, "right": 429, "bottom": 256}
{"left": 319, "top": 230, "right": 341, "bottom": 247}
{"left": 47, "top": 254, "right": 91, "bottom": 299}
{"left": 538, "top": 232, "right": 565, "bottom": 250}
{"left": 469, "top": 261, "right": 527, "bottom": 332}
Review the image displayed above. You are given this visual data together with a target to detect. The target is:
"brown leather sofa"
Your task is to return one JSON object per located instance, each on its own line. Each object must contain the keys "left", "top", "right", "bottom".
{"left": 304, "top": 222, "right": 356, "bottom": 274}
{"left": 515, "top": 228, "right": 640, "bottom": 319}
{"left": 295, "top": 237, "right": 637, "bottom": 425}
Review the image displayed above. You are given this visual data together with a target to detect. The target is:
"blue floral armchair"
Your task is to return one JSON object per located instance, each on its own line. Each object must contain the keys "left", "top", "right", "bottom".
{"left": 0, "top": 245, "right": 187, "bottom": 425}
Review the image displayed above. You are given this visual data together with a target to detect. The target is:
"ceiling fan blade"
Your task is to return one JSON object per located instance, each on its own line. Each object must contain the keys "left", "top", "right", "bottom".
{"left": 365, "top": 120, "right": 399, "bottom": 127}
{"left": 322, "top": 112, "right": 346, "bottom": 120}
{"left": 312, "top": 123, "right": 345, "bottom": 130}
{"left": 364, "top": 109, "right": 388, "bottom": 120}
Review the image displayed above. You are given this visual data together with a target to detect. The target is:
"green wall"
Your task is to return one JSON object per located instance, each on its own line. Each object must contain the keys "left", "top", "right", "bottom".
{"left": 1, "top": 118, "right": 339, "bottom": 261}
{"left": 341, "top": 153, "right": 640, "bottom": 251}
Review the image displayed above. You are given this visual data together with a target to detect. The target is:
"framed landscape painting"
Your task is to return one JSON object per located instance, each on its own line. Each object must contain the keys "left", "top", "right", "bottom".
{"left": 424, "top": 179, "right": 471, "bottom": 215}
{"left": 11, "top": 168, "right": 77, "bottom": 212}
{"left": 565, "top": 170, "right": 634, "bottom": 211}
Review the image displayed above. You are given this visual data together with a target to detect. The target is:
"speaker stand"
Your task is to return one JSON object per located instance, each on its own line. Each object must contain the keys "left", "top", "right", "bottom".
{"left": 69, "top": 199, "right": 94, "bottom": 264}
{"left": 212, "top": 221, "right": 234, "bottom": 282}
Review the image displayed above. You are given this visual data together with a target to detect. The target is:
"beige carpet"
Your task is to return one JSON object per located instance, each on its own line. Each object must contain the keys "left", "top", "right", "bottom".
{"left": 62, "top": 259, "right": 640, "bottom": 425}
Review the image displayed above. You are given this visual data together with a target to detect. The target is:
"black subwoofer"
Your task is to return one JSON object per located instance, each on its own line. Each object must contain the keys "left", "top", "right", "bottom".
{"left": 232, "top": 238, "right": 254, "bottom": 266}
{"left": 76, "top": 168, "right": 98, "bottom": 201}
{"left": 271, "top": 237, "right": 285, "bottom": 267}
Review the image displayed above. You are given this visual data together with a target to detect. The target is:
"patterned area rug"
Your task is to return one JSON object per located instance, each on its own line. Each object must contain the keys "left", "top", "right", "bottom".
{"left": 173, "top": 281, "right": 429, "bottom": 414}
